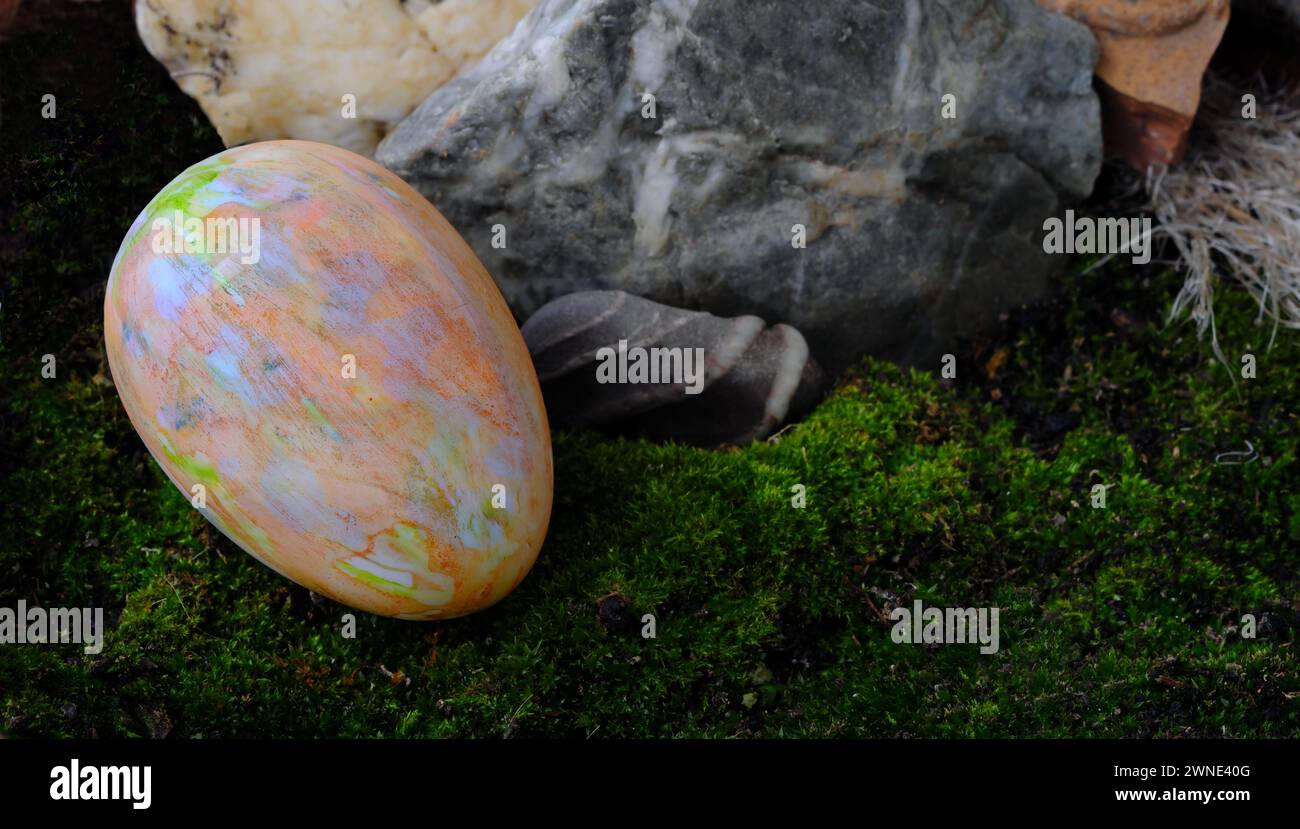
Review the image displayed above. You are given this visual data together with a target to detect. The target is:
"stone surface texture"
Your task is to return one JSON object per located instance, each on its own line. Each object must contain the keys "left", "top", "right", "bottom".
{"left": 521, "top": 291, "right": 826, "bottom": 446}
{"left": 378, "top": 0, "right": 1102, "bottom": 373}
{"left": 135, "top": 0, "right": 537, "bottom": 157}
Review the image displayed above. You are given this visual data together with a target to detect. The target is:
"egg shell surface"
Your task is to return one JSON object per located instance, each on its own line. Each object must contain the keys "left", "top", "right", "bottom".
{"left": 104, "top": 140, "right": 552, "bottom": 620}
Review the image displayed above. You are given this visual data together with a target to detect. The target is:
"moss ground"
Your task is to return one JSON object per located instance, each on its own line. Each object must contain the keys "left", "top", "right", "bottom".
{"left": 1, "top": 1, "right": 1297, "bottom": 738}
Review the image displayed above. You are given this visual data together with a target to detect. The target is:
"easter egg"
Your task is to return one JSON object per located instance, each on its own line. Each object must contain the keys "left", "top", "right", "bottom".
{"left": 104, "top": 140, "right": 552, "bottom": 620}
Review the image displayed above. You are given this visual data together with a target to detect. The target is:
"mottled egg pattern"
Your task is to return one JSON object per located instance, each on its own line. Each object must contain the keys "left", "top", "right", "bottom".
{"left": 105, "top": 140, "right": 552, "bottom": 619}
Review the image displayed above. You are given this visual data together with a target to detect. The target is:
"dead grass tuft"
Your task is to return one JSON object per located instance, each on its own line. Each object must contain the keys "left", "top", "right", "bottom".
{"left": 1147, "top": 72, "right": 1300, "bottom": 363}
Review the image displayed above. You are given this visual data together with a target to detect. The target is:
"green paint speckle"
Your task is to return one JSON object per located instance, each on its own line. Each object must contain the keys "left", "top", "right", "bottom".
{"left": 302, "top": 398, "right": 344, "bottom": 442}
{"left": 148, "top": 163, "right": 224, "bottom": 220}
{"left": 156, "top": 432, "right": 220, "bottom": 488}
{"left": 335, "top": 560, "right": 414, "bottom": 598}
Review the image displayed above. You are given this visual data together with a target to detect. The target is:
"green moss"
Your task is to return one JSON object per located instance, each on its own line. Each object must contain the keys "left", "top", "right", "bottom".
{"left": 1, "top": 1, "right": 1297, "bottom": 739}
{"left": 2, "top": 255, "right": 1298, "bottom": 738}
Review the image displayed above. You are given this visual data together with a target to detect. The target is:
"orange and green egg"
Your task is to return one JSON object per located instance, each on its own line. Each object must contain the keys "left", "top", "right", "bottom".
{"left": 105, "top": 141, "right": 552, "bottom": 619}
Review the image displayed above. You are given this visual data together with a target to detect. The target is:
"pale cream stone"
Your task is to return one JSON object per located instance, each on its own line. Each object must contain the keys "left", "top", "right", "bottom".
{"left": 136, "top": 0, "right": 538, "bottom": 157}
{"left": 409, "top": 0, "right": 539, "bottom": 71}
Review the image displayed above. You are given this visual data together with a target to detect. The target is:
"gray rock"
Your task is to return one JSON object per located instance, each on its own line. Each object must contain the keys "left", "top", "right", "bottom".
{"left": 622, "top": 322, "right": 827, "bottom": 446}
{"left": 378, "top": 0, "right": 1101, "bottom": 373}
{"left": 521, "top": 290, "right": 826, "bottom": 445}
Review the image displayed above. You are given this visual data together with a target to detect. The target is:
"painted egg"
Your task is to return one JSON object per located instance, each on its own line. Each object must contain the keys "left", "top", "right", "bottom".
{"left": 104, "top": 140, "right": 552, "bottom": 620}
